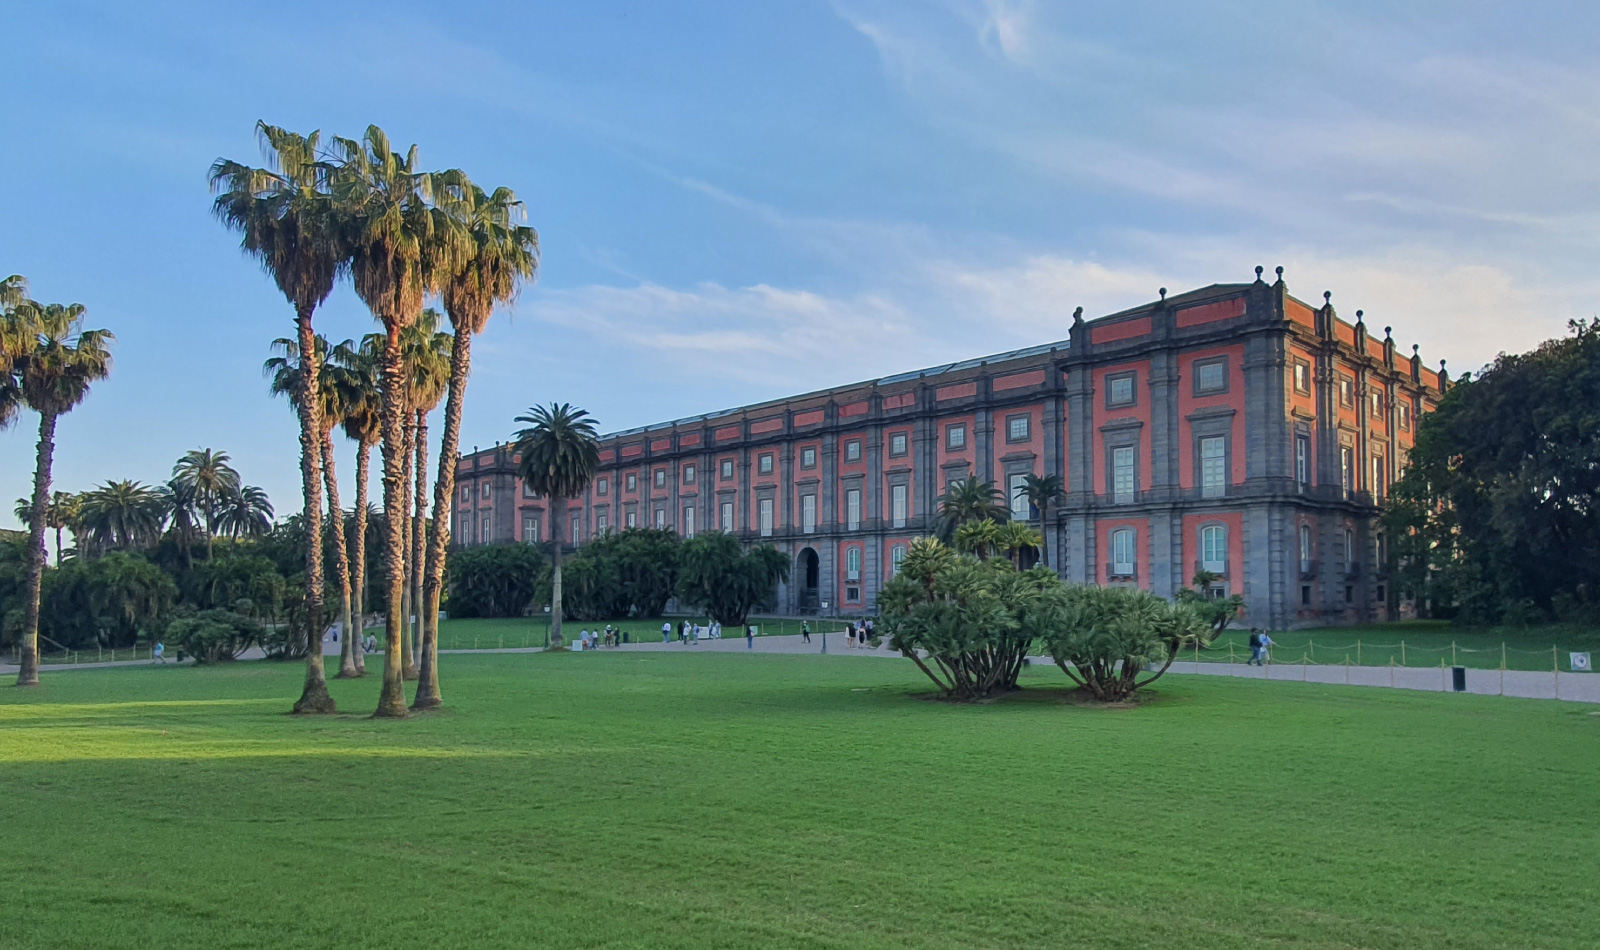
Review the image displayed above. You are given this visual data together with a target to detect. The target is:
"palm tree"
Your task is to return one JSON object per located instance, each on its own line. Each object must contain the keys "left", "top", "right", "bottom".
{"left": 212, "top": 121, "right": 344, "bottom": 715}
{"left": 266, "top": 334, "right": 359, "bottom": 679}
{"left": 995, "top": 521, "right": 1043, "bottom": 569}
{"left": 332, "top": 124, "right": 441, "bottom": 718}
{"left": 416, "top": 177, "right": 538, "bottom": 710}
{"left": 513, "top": 403, "right": 600, "bottom": 649}
{"left": 172, "top": 449, "right": 241, "bottom": 559}
{"left": 216, "top": 485, "right": 274, "bottom": 546}
{"left": 78, "top": 480, "right": 166, "bottom": 552}
{"left": 12, "top": 491, "right": 78, "bottom": 565}
{"left": 331, "top": 336, "right": 382, "bottom": 677}
{"left": 953, "top": 519, "right": 1003, "bottom": 560}
{"left": 159, "top": 477, "right": 202, "bottom": 567}
{"left": 1, "top": 276, "right": 29, "bottom": 430}
{"left": 936, "top": 478, "right": 1008, "bottom": 540}
{"left": 1020, "top": 473, "right": 1065, "bottom": 568}
{"left": 400, "top": 311, "right": 451, "bottom": 681}
{"left": 11, "top": 300, "right": 113, "bottom": 686}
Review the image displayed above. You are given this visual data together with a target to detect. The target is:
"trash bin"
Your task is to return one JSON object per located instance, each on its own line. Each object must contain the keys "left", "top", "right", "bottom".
{"left": 1451, "top": 666, "right": 1467, "bottom": 692}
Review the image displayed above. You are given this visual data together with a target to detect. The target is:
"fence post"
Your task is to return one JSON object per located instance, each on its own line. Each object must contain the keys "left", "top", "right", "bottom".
{"left": 1357, "top": 639, "right": 1362, "bottom": 666}
{"left": 1553, "top": 645, "right": 1559, "bottom": 673}
{"left": 1501, "top": 642, "right": 1506, "bottom": 671}
{"left": 1452, "top": 641, "right": 1457, "bottom": 666}
{"left": 1401, "top": 641, "right": 1406, "bottom": 666}
{"left": 1309, "top": 639, "right": 1315, "bottom": 662}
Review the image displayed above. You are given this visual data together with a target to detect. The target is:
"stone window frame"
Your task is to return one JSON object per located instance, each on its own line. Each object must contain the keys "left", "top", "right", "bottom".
{"left": 844, "top": 483, "right": 863, "bottom": 531}
{"left": 757, "top": 492, "right": 775, "bottom": 537}
{"left": 682, "top": 464, "right": 695, "bottom": 486}
{"left": 1108, "top": 526, "right": 1137, "bottom": 578}
{"left": 800, "top": 446, "right": 817, "bottom": 469}
{"left": 595, "top": 477, "right": 608, "bottom": 496}
{"left": 1293, "top": 358, "right": 1312, "bottom": 394}
{"left": 1005, "top": 413, "right": 1031, "bottom": 443}
{"left": 886, "top": 472, "right": 912, "bottom": 529}
{"left": 845, "top": 545, "right": 862, "bottom": 581}
{"left": 945, "top": 423, "right": 967, "bottom": 450}
{"left": 720, "top": 459, "right": 735, "bottom": 480}
{"left": 1398, "top": 399, "right": 1413, "bottom": 432}
{"left": 653, "top": 467, "right": 667, "bottom": 488}
{"left": 1101, "top": 420, "right": 1143, "bottom": 505}
{"left": 800, "top": 491, "right": 818, "bottom": 534}
{"left": 1188, "top": 410, "right": 1234, "bottom": 500}
{"left": 1106, "top": 371, "right": 1138, "bottom": 409}
{"left": 653, "top": 506, "right": 666, "bottom": 530}
{"left": 1338, "top": 372, "right": 1356, "bottom": 407}
{"left": 522, "top": 515, "right": 541, "bottom": 544}
{"left": 1193, "top": 355, "right": 1230, "bottom": 396}
{"left": 1197, "top": 520, "right": 1229, "bottom": 576}
{"left": 889, "top": 431, "right": 909, "bottom": 457}
{"left": 844, "top": 439, "right": 862, "bottom": 462}
{"left": 626, "top": 472, "right": 638, "bottom": 492}
{"left": 717, "top": 493, "right": 736, "bottom": 532}
{"left": 758, "top": 453, "right": 775, "bottom": 475}
{"left": 624, "top": 503, "right": 638, "bottom": 529}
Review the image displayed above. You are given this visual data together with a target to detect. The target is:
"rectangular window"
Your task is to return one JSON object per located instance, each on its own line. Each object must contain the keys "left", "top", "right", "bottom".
{"left": 1341, "top": 446, "right": 1355, "bottom": 495}
{"left": 596, "top": 478, "right": 607, "bottom": 496}
{"left": 1295, "top": 434, "right": 1311, "bottom": 488}
{"left": 1299, "top": 524, "right": 1313, "bottom": 573}
{"left": 801, "top": 447, "right": 816, "bottom": 469}
{"left": 1399, "top": 401, "right": 1412, "bottom": 431}
{"left": 1294, "top": 359, "right": 1311, "bottom": 394}
{"left": 721, "top": 459, "right": 734, "bottom": 480}
{"left": 1111, "top": 529, "right": 1135, "bottom": 576}
{"left": 1339, "top": 374, "right": 1354, "bottom": 407}
{"left": 481, "top": 482, "right": 492, "bottom": 500}
{"left": 1107, "top": 372, "right": 1136, "bottom": 408}
{"left": 481, "top": 517, "right": 490, "bottom": 543}
{"left": 891, "top": 484, "right": 907, "bottom": 528}
{"left": 523, "top": 516, "right": 539, "bottom": 543}
{"left": 570, "top": 514, "right": 580, "bottom": 545}
{"left": 626, "top": 510, "right": 637, "bottom": 529}
{"left": 523, "top": 481, "right": 536, "bottom": 499}
{"left": 1112, "top": 445, "right": 1136, "bottom": 503}
{"left": 654, "top": 468, "right": 666, "bottom": 488}
{"left": 846, "top": 546, "right": 861, "bottom": 581}
{"left": 1009, "top": 473, "right": 1029, "bottom": 517}
{"left": 596, "top": 513, "right": 608, "bottom": 534}
{"left": 890, "top": 544, "right": 906, "bottom": 577}
{"left": 846, "top": 488, "right": 861, "bottom": 531}
{"left": 759, "top": 454, "right": 774, "bottom": 475}
{"left": 683, "top": 465, "right": 695, "bottom": 485}
{"left": 1371, "top": 456, "right": 1386, "bottom": 500}
{"left": 1370, "top": 390, "right": 1384, "bottom": 420}
{"left": 626, "top": 473, "right": 637, "bottom": 492}
{"left": 845, "top": 440, "right": 862, "bottom": 462}
{"left": 1195, "top": 358, "right": 1227, "bottom": 395}
{"left": 801, "top": 494, "right": 816, "bottom": 534}
{"left": 759, "top": 498, "right": 774, "bottom": 536}
{"left": 682, "top": 506, "right": 695, "bottom": 538}
{"left": 654, "top": 507, "right": 665, "bottom": 529}
{"left": 890, "top": 433, "right": 907, "bottom": 456}
{"left": 1200, "top": 437, "right": 1226, "bottom": 498}
{"left": 1201, "top": 525, "right": 1226, "bottom": 573}
{"left": 946, "top": 424, "right": 966, "bottom": 450}
{"left": 1007, "top": 415, "right": 1029, "bottom": 442}
{"left": 461, "top": 484, "right": 471, "bottom": 503}
{"left": 720, "top": 501, "right": 734, "bottom": 531}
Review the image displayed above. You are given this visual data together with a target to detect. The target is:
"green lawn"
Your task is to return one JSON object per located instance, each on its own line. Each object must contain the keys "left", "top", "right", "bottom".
{"left": 3, "top": 654, "right": 1596, "bottom": 949}
{"left": 432, "top": 615, "right": 859, "bottom": 651}
{"left": 1206, "top": 620, "right": 1600, "bottom": 672}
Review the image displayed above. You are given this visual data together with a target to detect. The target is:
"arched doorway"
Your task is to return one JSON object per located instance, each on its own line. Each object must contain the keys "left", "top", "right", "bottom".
{"left": 798, "top": 548, "right": 820, "bottom": 613}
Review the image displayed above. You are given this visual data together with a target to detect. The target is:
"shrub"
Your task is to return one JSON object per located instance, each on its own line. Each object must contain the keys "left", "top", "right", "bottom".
{"left": 677, "top": 532, "right": 788, "bottom": 625}
{"left": 447, "top": 543, "right": 548, "bottom": 618}
{"left": 163, "top": 608, "right": 264, "bottom": 663}
{"left": 1027, "top": 584, "right": 1211, "bottom": 702}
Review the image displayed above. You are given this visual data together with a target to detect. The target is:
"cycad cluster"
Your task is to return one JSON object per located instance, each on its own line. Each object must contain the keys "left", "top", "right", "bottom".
{"left": 212, "top": 122, "right": 539, "bottom": 716}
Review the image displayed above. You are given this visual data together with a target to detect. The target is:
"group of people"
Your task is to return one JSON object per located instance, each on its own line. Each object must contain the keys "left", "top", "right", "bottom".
{"left": 663, "top": 619, "right": 727, "bottom": 644}
{"left": 577, "top": 626, "right": 629, "bottom": 650}
{"left": 841, "top": 619, "right": 875, "bottom": 649}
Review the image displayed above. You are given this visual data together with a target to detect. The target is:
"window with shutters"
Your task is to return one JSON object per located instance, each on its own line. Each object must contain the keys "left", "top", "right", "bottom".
{"left": 846, "top": 489, "right": 861, "bottom": 531}
{"left": 1110, "top": 528, "right": 1135, "bottom": 577}
{"left": 801, "top": 494, "right": 816, "bottom": 534}
{"left": 891, "top": 484, "right": 907, "bottom": 528}
{"left": 682, "top": 506, "right": 695, "bottom": 538}
{"left": 1201, "top": 525, "right": 1226, "bottom": 573}
{"left": 720, "top": 501, "right": 734, "bottom": 532}
{"left": 1200, "top": 437, "right": 1226, "bottom": 498}
{"left": 1009, "top": 473, "right": 1029, "bottom": 517}
{"left": 759, "top": 498, "right": 774, "bottom": 536}
{"left": 1112, "top": 445, "right": 1136, "bottom": 503}
{"left": 846, "top": 546, "right": 861, "bottom": 580}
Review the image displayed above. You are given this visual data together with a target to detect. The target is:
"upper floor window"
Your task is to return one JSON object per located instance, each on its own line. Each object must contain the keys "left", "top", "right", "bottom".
{"left": 1009, "top": 473, "right": 1029, "bottom": 518}
{"left": 626, "top": 509, "right": 637, "bottom": 528}
{"left": 682, "top": 506, "right": 695, "bottom": 539}
{"left": 721, "top": 459, "right": 734, "bottom": 480}
{"left": 1338, "top": 374, "right": 1355, "bottom": 407}
{"left": 683, "top": 464, "right": 695, "bottom": 485}
{"left": 1340, "top": 445, "right": 1355, "bottom": 495}
{"left": 1293, "top": 359, "right": 1312, "bottom": 394}
{"left": 946, "top": 424, "right": 967, "bottom": 450}
{"left": 460, "top": 484, "right": 471, "bottom": 503}
{"left": 481, "top": 517, "right": 491, "bottom": 543}
{"left": 891, "top": 484, "right": 908, "bottom": 528}
{"left": 596, "top": 477, "right": 608, "bottom": 496}
{"left": 654, "top": 507, "right": 666, "bottom": 530}
{"left": 1107, "top": 372, "right": 1136, "bottom": 408}
{"left": 481, "top": 482, "right": 492, "bottom": 500}
{"left": 626, "top": 473, "right": 638, "bottom": 492}
{"left": 1370, "top": 390, "right": 1384, "bottom": 420}
{"left": 846, "top": 488, "right": 862, "bottom": 531}
{"left": 1110, "top": 528, "right": 1135, "bottom": 577}
{"left": 570, "top": 514, "right": 581, "bottom": 544}
{"left": 522, "top": 516, "right": 540, "bottom": 543}
{"left": 1398, "top": 401, "right": 1412, "bottom": 432}
{"left": 758, "top": 498, "right": 774, "bottom": 536}
{"left": 1343, "top": 527, "right": 1355, "bottom": 568}
{"left": 890, "top": 432, "right": 908, "bottom": 456}
{"left": 1006, "top": 415, "right": 1030, "bottom": 442}
{"left": 721, "top": 501, "right": 735, "bottom": 532}
{"left": 801, "top": 447, "right": 816, "bottom": 469}
{"left": 801, "top": 494, "right": 816, "bottom": 534}
{"left": 653, "top": 468, "right": 666, "bottom": 488}
{"left": 758, "top": 453, "right": 774, "bottom": 475}
{"left": 1199, "top": 436, "right": 1226, "bottom": 498}
{"left": 845, "top": 440, "right": 862, "bottom": 462}
{"left": 1371, "top": 455, "right": 1386, "bottom": 500}
{"left": 1295, "top": 434, "right": 1311, "bottom": 488}
{"left": 1194, "top": 358, "right": 1227, "bottom": 395}
{"left": 596, "top": 512, "right": 608, "bottom": 534}
{"left": 1111, "top": 445, "right": 1137, "bottom": 504}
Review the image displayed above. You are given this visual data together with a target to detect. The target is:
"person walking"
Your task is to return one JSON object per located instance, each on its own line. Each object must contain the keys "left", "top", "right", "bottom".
{"left": 801, "top": 621, "right": 811, "bottom": 644}
{"left": 152, "top": 641, "right": 166, "bottom": 664}
{"left": 1258, "top": 630, "right": 1274, "bottom": 665}
{"left": 662, "top": 621, "right": 671, "bottom": 643}
{"left": 746, "top": 623, "right": 754, "bottom": 650}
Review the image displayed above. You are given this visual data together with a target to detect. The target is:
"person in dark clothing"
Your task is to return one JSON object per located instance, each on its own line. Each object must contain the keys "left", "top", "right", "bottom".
{"left": 801, "top": 621, "right": 811, "bottom": 644}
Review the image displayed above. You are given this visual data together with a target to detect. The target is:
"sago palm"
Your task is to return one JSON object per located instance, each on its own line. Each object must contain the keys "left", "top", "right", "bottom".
{"left": 513, "top": 403, "right": 600, "bottom": 649}
{"left": 415, "top": 177, "right": 538, "bottom": 709}
{"left": 12, "top": 299, "right": 113, "bottom": 687}
{"left": 332, "top": 124, "right": 441, "bottom": 718}
{"left": 266, "top": 333, "right": 359, "bottom": 678}
{"left": 995, "top": 521, "right": 1043, "bottom": 569}
{"left": 212, "top": 121, "right": 344, "bottom": 715}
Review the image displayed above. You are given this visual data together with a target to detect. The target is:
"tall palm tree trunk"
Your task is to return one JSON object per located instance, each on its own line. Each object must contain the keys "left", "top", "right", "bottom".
{"left": 374, "top": 325, "right": 411, "bottom": 718}
{"left": 550, "top": 502, "right": 565, "bottom": 648}
{"left": 324, "top": 430, "right": 358, "bottom": 679}
{"left": 399, "top": 414, "right": 418, "bottom": 680}
{"left": 351, "top": 440, "right": 371, "bottom": 676}
{"left": 417, "top": 330, "right": 472, "bottom": 710}
{"left": 410, "top": 408, "right": 431, "bottom": 702}
{"left": 291, "top": 305, "right": 335, "bottom": 713}
{"left": 15, "top": 411, "right": 58, "bottom": 687}
{"left": 53, "top": 527, "right": 62, "bottom": 567}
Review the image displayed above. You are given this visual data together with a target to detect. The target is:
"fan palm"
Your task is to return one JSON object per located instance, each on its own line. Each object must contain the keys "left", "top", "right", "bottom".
{"left": 11, "top": 299, "right": 112, "bottom": 686}
{"left": 1020, "top": 473, "right": 1065, "bottom": 568}
{"left": 513, "top": 403, "right": 600, "bottom": 649}
{"left": 331, "top": 124, "right": 442, "bottom": 718}
{"left": 266, "top": 333, "right": 359, "bottom": 678}
{"left": 12, "top": 491, "right": 78, "bottom": 565}
{"left": 212, "top": 121, "right": 344, "bottom": 714}
{"left": 172, "top": 448, "right": 241, "bottom": 559}
{"left": 936, "top": 478, "right": 1008, "bottom": 540}
{"left": 216, "top": 485, "right": 274, "bottom": 545}
{"left": 331, "top": 336, "right": 382, "bottom": 676}
{"left": 159, "top": 477, "right": 203, "bottom": 567}
{"left": 415, "top": 178, "right": 538, "bottom": 710}
{"left": 398, "top": 311, "right": 451, "bottom": 682}
{"left": 0, "top": 275, "right": 27, "bottom": 430}
{"left": 78, "top": 480, "right": 165, "bottom": 552}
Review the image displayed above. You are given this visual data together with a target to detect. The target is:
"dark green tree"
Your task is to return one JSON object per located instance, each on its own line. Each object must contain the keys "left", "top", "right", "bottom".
{"left": 677, "top": 532, "right": 789, "bottom": 626}
{"left": 512, "top": 403, "right": 600, "bottom": 647}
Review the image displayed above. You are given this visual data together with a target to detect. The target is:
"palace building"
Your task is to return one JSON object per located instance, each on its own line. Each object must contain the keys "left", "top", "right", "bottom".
{"left": 452, "top": 269, "right": 1449, "bottom": 629}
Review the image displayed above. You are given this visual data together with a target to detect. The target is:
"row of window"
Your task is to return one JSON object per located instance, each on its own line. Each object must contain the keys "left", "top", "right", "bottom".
{"left": 1297, "top": 524, "right": 1388, "bottom": 575}
{"left": 1103, "top": 359, "right": 1230, "bottom": 410}
{"left": 1107, "top": 524, "right": 1228, "bottom": 578}
{"left": 1292, "top": 434, "right": 1389, "bottom": 499}
{"left": 1294, "top": 359, "right": 1416, "bottom": 431}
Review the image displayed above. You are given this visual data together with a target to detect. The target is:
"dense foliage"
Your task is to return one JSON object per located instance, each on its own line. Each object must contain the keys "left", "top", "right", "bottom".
{"left": 1029, "top": 583, "right": 1211, "bottom": 702}
{"left": 676, "top": 532, "right": 789, "bottom": 625}
{"left": 164, "top": 607, "right": 265, "bottom": 663}
{"left": 445, "top": 542, "right": 548, "bottom": 618}
{"left": 1384, "top": 320, "right": 1600, "bottom": 624}
{"left": 562, "top": 528, "right": 682, "bottom": 620}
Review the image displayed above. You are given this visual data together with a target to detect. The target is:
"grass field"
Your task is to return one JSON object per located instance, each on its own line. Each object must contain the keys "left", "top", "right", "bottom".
{"left": 431, "top": 615, "right": 863, "bottom": 652}
{"left": 3, "top": 652, "right": 1597, "bottom": 949}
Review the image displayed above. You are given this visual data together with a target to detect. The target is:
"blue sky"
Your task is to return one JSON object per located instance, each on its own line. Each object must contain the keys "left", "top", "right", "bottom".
{"left": 4, "top": 0, "right": 1598, "bottom": 526}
